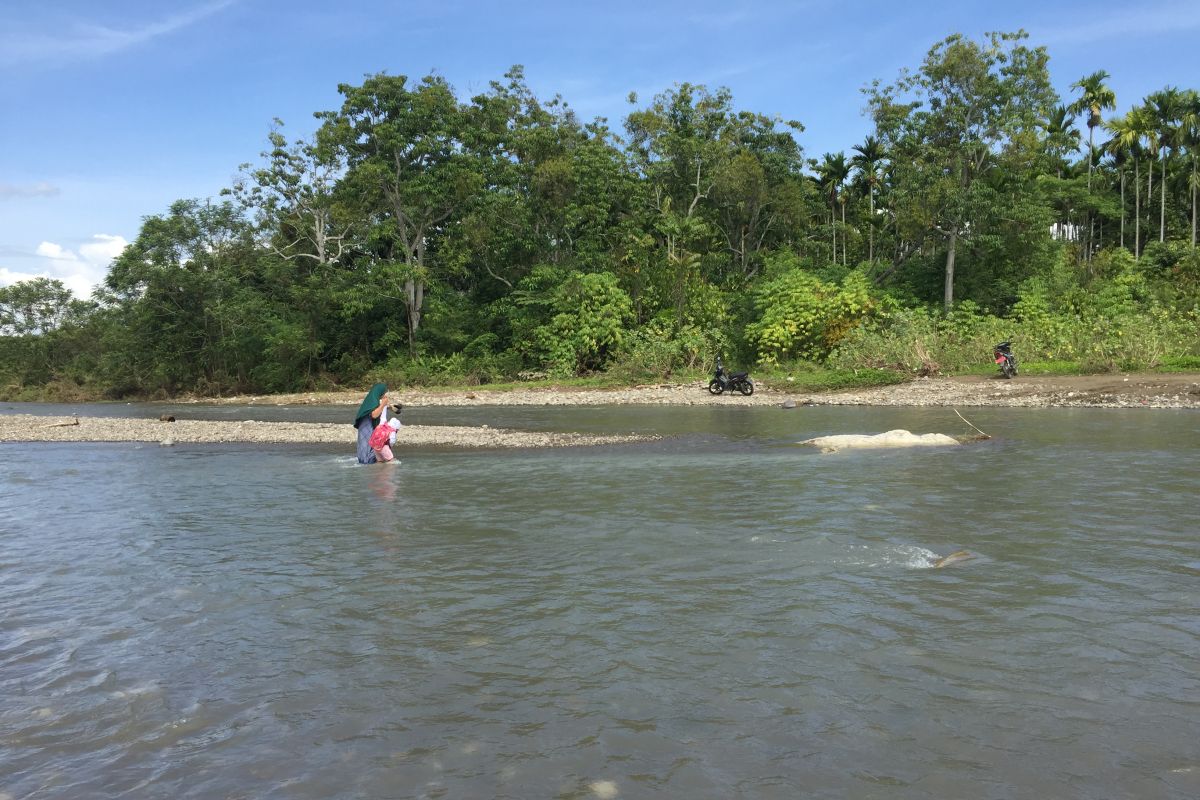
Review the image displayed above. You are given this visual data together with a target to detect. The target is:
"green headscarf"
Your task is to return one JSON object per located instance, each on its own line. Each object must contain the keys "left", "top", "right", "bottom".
{"left": 353, "top": 383, "right": 388, "bottom": 426}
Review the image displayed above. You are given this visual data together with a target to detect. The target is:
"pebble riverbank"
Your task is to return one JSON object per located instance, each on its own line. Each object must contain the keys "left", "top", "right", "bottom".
{"left": 3, "top": 373, "right": 1197, "bottom": 446}
{"left": 204, "top": 372, "right": 1200, "bottom": 410}
{"left": 0, "top": 415, "right": 656, "bottom": 448}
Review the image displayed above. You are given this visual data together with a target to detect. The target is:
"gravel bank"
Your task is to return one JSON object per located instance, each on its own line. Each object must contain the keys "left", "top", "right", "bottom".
{"left": 4, "top": 373, "right": 1196, "bottom": 446}
{"left": 812, "top": 373, "right": 1200, "bottom": 409}
{"left": 208, "top": 372, "right": 1200, "bottom": 410}
{"left": 0, "top": 415, "right": 656, "bottom": 448}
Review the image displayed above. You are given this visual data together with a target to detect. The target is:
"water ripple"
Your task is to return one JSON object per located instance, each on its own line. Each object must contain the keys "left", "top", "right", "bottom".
{"left": 2, "top": 411, "right": 1199, "bottom": 798}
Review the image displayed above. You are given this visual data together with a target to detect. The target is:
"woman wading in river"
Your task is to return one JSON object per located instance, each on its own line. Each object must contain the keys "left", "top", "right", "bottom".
{"left": 353, "top": 383, "right": 390, "bottom": 464}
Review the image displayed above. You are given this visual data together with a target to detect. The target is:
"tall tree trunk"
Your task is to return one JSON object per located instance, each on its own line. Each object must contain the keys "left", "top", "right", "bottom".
{"left": 1135, "top": 159, "right": 1141, "bottom": 259}
{"left": 404, "top": 278, "right": 424, "bottom": 357}
{"left": 943, "top": 227, "right": 957, "bottom": 311}
{"left": 830, "top": 202, "right": 837, "bottom": 264}
{"left": 1160, "top": 157, "right": 1167, "bottom": 243}
{"left": 1192, "top": 157, "right": 1197, "bottom": 248}
{"left": 741, "top": 226, "right": 749, "bottom": 275}
{"left": 1085, "top": 125, "right": 1095, "bottom": 261}
{"left": 841, "top": 201, "right": 847, "bottom": 266}
{"left": 1119, "top": 170, "right": 1126, "bottom": 249}
{"left": 1147, "top": 164, "right": 1153, "bottom": 253}
{"left": 1086, "top": 125, "right": 1095, "bottom": 191}
{"left": 868, "top": 188, "right": 875, "bottom": 263}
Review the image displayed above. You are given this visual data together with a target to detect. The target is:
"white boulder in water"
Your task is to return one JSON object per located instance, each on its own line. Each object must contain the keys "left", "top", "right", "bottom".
{"left": 799, "top": 429, "right": 960, "bottom": 452}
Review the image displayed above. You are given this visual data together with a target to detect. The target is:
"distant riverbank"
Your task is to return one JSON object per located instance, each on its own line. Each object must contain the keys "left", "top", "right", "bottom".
{"left": 206, "top": 372, "right": 1200, "bottom": 410}
{"left": 4, "top": 373, "right": 1196, "bottom": 446}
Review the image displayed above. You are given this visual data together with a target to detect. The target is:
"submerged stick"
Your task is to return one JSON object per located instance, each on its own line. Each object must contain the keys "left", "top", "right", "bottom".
{"left": 933, "top": 549, "right": 975, "bottom": 568}
{"left": 953, "top": 408, "right": 990, "bottom": 439}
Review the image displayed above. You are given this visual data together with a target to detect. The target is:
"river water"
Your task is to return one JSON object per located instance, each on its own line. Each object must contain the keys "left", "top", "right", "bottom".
{"left": 2, "top": 404, "right": 1198, "bottom": 799}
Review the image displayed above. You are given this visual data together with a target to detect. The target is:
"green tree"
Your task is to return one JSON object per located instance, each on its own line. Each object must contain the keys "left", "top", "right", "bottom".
{"left": 866, "top": 31, "right": 1057, "bottom": 309}
{"left": 1069, "top": 71, "right": 1116, "bottom": 191}
{"left": 461, "top": 67, "right": 633, "bottom": 280}
{"left": 0, "top": 277, "right": 95, "bottom": 388}
{"left": 102, "top": 199, "right": 267, "bottom": 393}
{"left": 814, "top": 152, "right": 851, "bottom": 266}
{"left": 227, "top": 121, "right": 358, "bottom": 383}
{"left": 1041, "top": 104, "right": 1080, "bottom": 177}
{"left": 230, "top": 120, "right": 350, "bottom": 267}
{"left": 1184, "top": 90, "right": 1200, "bottom": 247}
{"left": 745, "top": 258, "right": 876, "bottom": 364}
{"left": 0, "top": 277, "right": 79, "bottom": 335}
{"left": 1106, "top": 107, "right": 1157, "bottom": 257}
{"left": 504, "top": 266, "right": 634, "bottom": 374}
{"left": 851, "top": 136, "right": 887, "bottom": 263}
{"left": 1145, "top": 87, "right": 1186, "bottom": 243}
{"left": 317, "top": 73, "right": 483, "bottom": 356}
{"left": 710, "top": 111, "right": 807, "bottom": 280}
{"left": 624, "top": 83, "right": 808, "bottom": 288}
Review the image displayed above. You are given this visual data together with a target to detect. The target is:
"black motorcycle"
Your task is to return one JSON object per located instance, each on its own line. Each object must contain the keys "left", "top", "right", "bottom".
{"left": 993, "top": 340, "right": 1017, "bottom": 379}
{"left": 708, "top": 357, "right": 754, "bottom": 396}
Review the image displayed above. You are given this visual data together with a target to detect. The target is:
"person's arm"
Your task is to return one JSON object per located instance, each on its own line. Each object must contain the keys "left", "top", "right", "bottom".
{"left": 370, "top": 397, "right": 386, "bottom": 420}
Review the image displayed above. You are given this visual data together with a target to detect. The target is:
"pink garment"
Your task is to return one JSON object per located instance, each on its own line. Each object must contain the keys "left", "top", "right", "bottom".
{"left": 374, "top": 444, "right": 394, "bottom": 462}
{"left": 368, "top": 418, "right": 401, "bottom": 450}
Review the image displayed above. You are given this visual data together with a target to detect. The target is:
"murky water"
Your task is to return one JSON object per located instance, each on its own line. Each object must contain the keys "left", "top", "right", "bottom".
{"left": 2, "top": 405, "right": 1199, "bottom": 799}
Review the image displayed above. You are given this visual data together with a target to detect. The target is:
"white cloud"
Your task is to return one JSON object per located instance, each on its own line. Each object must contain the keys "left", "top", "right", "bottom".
{"left": 0, "top": 182, "right": 61, "bottom": 199}
{"left": 0, "top": 267, "right": 48, "bottom": 285}
{"left": 79, "top": 234, "right": 128, "bottom": 266}
{"left": 1038, "top": 2, "right": 1200, "bottom": 46}
{"left": 35, "top": 241, "right": 79, "bottom": 262}
{"left": 8, "top": 234, "right": 130, "bottom": 298}
{"left": 0, "top": 0, "right": 238, "bottom": 66}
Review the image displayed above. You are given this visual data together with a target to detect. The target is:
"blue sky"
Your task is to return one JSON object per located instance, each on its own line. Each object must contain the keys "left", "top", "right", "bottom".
{"left": 3, "top": 0, "right": 1198, "bottom": 298}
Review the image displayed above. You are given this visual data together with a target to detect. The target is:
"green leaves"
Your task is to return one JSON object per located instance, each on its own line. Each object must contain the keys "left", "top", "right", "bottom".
{"left": 503, "top": 267, "right": 634, "bottom": 375}
{"left": 8, "top": 47, "right": 1200, "bottom": 400}
{"left": 865, "top": 31, "right": 1059, "bottom": 308}
{"left": 0, "top": 278, "right": 79, "bottom": 336}
{"left": 745, "top": 264, "right": 876, "bottom": 364}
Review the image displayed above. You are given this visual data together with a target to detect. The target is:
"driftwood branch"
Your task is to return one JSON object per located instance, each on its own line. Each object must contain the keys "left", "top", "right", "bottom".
{"left": 953, "top": 408, "right": 990, "bottom": 439}
{"left": 40, "top": 417, "right": 79, "bottom": 428}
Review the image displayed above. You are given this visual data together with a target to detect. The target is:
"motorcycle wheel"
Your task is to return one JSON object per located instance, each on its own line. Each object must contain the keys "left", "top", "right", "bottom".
{"left": 708, "top": 379, "right": 724, "bottom": 395}
{"left": 738, "top": 380, "right": 754, "bottom": 396}
{"left": 1002, "top": 362, "right": 1016, "bottom": 379}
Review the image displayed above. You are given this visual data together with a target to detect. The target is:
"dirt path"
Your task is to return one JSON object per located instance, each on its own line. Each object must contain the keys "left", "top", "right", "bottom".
{"left": 811, "top": 372, "right": 1200, "bottom": 409}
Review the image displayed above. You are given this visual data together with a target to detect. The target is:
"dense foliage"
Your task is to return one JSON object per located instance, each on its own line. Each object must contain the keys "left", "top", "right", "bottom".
{"left": 4, "top": 33, "right": 1200, "bottom": 399}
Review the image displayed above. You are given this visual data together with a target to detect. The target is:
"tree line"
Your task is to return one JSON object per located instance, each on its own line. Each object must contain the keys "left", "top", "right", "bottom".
{"left": 3, "top": 30, "right": 1199, "bottom": 399}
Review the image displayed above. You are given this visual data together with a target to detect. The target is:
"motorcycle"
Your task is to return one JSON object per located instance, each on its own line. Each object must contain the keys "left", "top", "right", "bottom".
{"left": 993, "top": 340, "right": 1018, "bottom": 379}
{"left": 708, "top": 357, "right": 754, "bottom": 396}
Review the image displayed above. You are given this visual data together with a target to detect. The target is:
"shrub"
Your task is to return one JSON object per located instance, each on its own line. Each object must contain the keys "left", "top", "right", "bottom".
{"left": 745, "top": 270, "right": 876, "bottom": 365}
{"left": 532, "top": 271, "right": 635, "bottom": 375}
{"left": 608, "top": 322, "right": 720, "bottom": 382}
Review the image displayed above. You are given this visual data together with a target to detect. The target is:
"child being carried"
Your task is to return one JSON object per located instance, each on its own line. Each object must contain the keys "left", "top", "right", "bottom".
{"left": 368, "top": 417, "right": 402, "bottom": 463}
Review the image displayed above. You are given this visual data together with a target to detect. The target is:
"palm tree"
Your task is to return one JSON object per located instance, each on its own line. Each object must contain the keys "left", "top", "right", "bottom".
{"left": 816, "top": 152, "right": 850, "bottom": 265}
{"left": 1137, "top": 105, "right": 1163, "bottom": 250}
{"left": 1100, "top": 148, "right": 1129, "bottom": 249}
{"left": 1042, "top": 104, "right": 1081, "bottom": 177}
{"left": 851, "top": 136, "right": 886, "bottom": 263}
{"left": 1103, "top": 112, "right": 1141, "bottom": 252}
{"left": 1069, "top": 71, "right": 1117, "bottom": 191}
{"left": 1181, "top": 89, "right": 1200, "bottom": 247}
{"left": 1146, "top": 87, "right": 1185, "bottom": 243}
{"left": 1106, "top": 108, "right": 1155, "bottom": 258}
{"left": 810, "top": 159, "right": 836, "bottom": 264}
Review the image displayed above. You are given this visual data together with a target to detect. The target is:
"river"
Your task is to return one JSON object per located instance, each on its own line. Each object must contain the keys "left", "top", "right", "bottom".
{"left": 2, "top": 404, "right": 1198, "bottom": 798}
